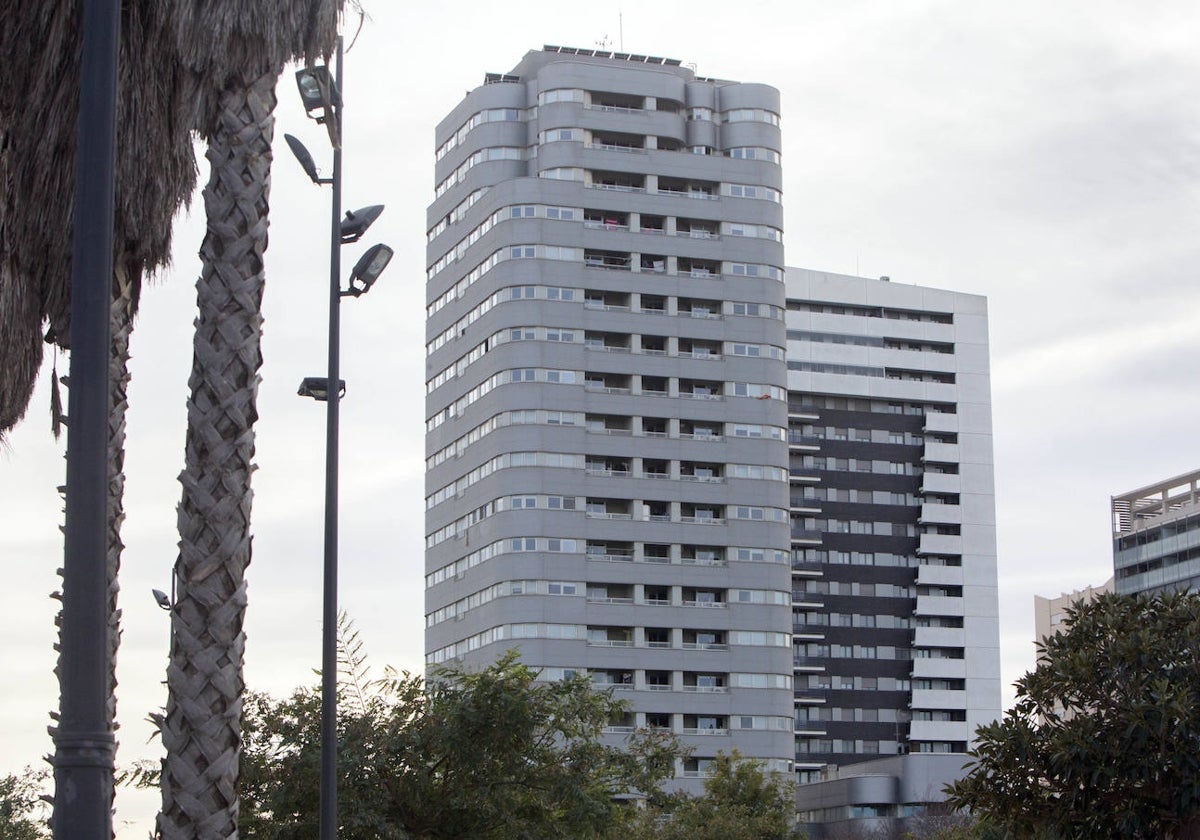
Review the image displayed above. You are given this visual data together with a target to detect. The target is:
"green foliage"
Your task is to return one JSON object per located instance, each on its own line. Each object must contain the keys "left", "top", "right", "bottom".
{"left": 128, "top": 620, "right": 682, "bottom": 839}
{"left": 624, "top": 750, "right": 804, "bottom": 840}
{"left": 947, "top": 591, "right": 1200, "bottom": 839}
{"left": 0, "top": 767, "right": 49, "bottom": 840}
{"left": 381, "top": 651, "right": 681, "bottom": 839}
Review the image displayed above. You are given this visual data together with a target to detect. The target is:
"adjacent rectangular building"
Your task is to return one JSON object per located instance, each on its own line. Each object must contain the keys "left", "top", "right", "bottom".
{"left": 784, "top": 269, "right": 1001, "bottom": 835}
{"left": 1112, "top": 469, "right": 1200, "bottom": 595}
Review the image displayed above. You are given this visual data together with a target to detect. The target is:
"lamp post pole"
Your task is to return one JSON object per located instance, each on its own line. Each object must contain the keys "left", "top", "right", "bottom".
{"left": 290, "top": 42, "right": 389, "bottom": 838}
{"left": 54, "top": 0, "right": 119, "bottom": 836}
{"left": 320, "top": 35, "right": 345, "bottom": 840}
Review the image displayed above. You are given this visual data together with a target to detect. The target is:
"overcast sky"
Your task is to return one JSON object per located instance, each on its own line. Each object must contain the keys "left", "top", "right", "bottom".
{"left": 2, "top": 1, "right": 1198, "bottom": 835}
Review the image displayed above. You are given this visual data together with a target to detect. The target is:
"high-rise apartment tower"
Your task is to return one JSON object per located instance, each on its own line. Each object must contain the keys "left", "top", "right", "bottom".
{"left": 424, "top": 46, "right": 795, "bottom": 781}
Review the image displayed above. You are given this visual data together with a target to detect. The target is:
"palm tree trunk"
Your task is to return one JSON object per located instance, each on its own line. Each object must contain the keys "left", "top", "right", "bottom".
{"left": 158, "top": 68, "right": 278, "bottom": 840}
{"left": 105, "top": 263, "right": 134, "bottom": 827}
{"left": 48, "top": 262, "right": 134, "bottom": 836}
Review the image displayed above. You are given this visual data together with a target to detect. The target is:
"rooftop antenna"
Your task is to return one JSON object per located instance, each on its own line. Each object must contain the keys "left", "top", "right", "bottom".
{"left": 619, "top": 9, "right": 624, "bottom": 51}
{"left": 596, "top": 34, "right": 611, "bottom": 51}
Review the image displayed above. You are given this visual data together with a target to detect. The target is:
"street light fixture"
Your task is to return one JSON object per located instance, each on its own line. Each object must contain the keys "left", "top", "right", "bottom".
{"left": 294, "top": 64, "right": 339, "bottom": 118}
{"left": 340, "top": 205, "right": 385, "bottom": 244}
{"left": 284, "top": 134, "right": 329, "bottom": 185}
{"left": 295, "top": 63, "right": 341, "bottom": 147}
{"left": 345, "top": 244, "right": 393, "bottom": 298}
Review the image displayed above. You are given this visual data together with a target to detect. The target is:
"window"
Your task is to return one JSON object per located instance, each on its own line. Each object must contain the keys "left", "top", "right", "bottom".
{"left": 540, "top": 167, "right": 583, "bottom": 181}
{"left": 722, "top": 108, "right": 780, "bottom": 126}
{"left": 538, "top": 88, "right": 583, "bottom": 105}
{"left": 727, "top": 147, "right": 781, "bottom": 163}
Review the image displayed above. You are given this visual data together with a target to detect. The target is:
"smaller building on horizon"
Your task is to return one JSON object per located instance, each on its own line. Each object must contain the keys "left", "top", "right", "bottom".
{"left": 1112, "top": 469, "right": 1200, "bottom": 596}
{"left": 1033, "top": 578, "right": 1113, "bottom": 645}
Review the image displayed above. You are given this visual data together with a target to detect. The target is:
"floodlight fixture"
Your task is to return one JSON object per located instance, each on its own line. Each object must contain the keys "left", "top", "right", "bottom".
{"left": 344, "top": 244, "right": 393, "bottom": 298}
{"left": 295, "top": 65, "right": 340, "bottom": 118}
{"left": 152, "top": 589, "right": 172, "bottom": 611}
{"left": 298, "top": 377, "right": 347, "bottom": 402}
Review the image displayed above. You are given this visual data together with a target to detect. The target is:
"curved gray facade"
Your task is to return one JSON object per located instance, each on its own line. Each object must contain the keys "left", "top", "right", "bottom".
{"left": 424, "top": 47, "right": 794, "bottom": 785}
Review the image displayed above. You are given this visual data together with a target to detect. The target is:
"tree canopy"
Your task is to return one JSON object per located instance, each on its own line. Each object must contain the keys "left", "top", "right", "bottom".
{"left": 626, "top": 750, "right": 803, "bottom": 840}
{"left": 946, "top": 591, "right": 1200, "bottom": 839}
{"left": 130, "top": 630, "right": 683, "bottom": 839}
{"left": 0, "top": 768, "right": 49, "bottom": 840}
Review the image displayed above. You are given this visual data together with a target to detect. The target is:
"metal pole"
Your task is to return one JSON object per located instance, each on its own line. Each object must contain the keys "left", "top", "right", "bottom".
{"left": 319, "top": 35, "right": 344, "bottom": 840}
{"left": 54, "top": 0, "right": 119, "bottom": 836}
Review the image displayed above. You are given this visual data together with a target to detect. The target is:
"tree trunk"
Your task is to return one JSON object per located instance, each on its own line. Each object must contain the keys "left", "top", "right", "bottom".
{"left": 46, "top": 262, "right": 134, "bottom": 837}
{"left": 105, "top": 263, "right": 134, "bottom": 830}
{"left": 158, "top": 69, "right": 278, "bottom": 840}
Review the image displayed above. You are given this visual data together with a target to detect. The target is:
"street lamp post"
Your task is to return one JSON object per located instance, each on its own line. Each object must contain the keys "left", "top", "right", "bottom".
{"left": 288, "top": 36, "right": 391, "bottom": 840}
{"left": 54, "top": 0, "right": 120, "bottom": 836}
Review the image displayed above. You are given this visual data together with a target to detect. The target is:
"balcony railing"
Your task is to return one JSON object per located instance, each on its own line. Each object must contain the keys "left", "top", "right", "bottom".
{"left": 588, "top": 142, "right": 645, "bottom": 153}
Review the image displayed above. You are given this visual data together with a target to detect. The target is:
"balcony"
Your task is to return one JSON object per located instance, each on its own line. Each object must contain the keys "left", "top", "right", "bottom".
{"left": 589, "top": 170, "right": 646, "bottom": 193}
{"left": 787, "top": 434, "right": 822, "bottom": 451}
{"left": 676, "top": 219, "right": 720, "bottom": 239}
{"left": 658, "top": 177, "right": 718, "bottom": 200}
{"left": 915, "top": 564, "right": 963, "bottom": 587}
{"left": 584, "top": 249, "right": 632, "bottom": 271}
{"left": 918, "top": 503, "right": 962, "bottom": 525}
{"left": 589, "top": 141, "right": 645, "bottom": 154}
{"left": 924, "top": 411, "right": 959, "bottom": 434}
{"left": 920, "top": 472, "right": 960, "bottom": 494}
{"left": 583, "top": 209, "right": 629, "bottom": 230}
{"left": 918, "top": 533, "right": 963, "bottom": 555}
{"left": 914, "top": 595, "right": 965, "bottom": 617}
{"left": 909, "top": 688, "right": 967, "bottom": 710}
{"left": 908, "top": 720, "right": 969, "bottom": 743}
{"left": 587, "top": 628, "right": 634, "bottom": 648}
{"left": 913, "top": 626, "right": 964, "bottom": 648}
{"left": 911, "top": 658, "right": 967, "bottom": 679}
{"left": 923, "top": 442, "right": 960, "bottom": 463}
